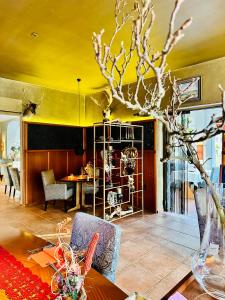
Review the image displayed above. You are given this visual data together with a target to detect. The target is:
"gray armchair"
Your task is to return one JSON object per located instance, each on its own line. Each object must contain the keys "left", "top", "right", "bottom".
{"left": 9, "top": 167, "right": 20, "bottom": 198}
{"left": 1, "top": 165, "right": 13, "bottom": 196}
{"left": 41, "top": 169, "right": 73, "bottom": 212}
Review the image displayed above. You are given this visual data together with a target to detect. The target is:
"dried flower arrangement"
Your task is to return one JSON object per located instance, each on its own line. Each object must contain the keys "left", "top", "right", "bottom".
{"left": 51, "top": 218, "right": 99, "bottom": 300}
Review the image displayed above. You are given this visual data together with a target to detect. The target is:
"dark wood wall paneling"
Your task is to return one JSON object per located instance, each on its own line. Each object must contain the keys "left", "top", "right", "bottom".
{"left": 24, "top": 123, "right": 84, "bottom": 205}
{"left": 25, "top": 151, "right": 48, "bottom": 205}
{"left": 136, "top": 120, "right": 156, "bottom": 213}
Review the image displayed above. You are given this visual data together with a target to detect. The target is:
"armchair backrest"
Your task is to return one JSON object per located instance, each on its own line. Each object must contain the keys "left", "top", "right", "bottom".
{"left": 41, "top": 169, "right": 56, "bottom": 186}
{"left": 9, "top": 167, "right": 20, "bottom": 191}
{"left": 70, "top": 212, "right": 121, "bottom": 283}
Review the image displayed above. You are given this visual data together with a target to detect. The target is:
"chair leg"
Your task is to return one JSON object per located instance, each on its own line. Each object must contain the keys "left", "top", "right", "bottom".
{"left": 9, "top": 186, "right": 12, "bottom": 197}
{"left": 64, "top": 200, "right": 68, "bottom": 213}
{"left": 4, "top": 185, "right": 7, "bottom": 194}
{"left": 44, "top": 202, "right": 48, "bottom": 211}
{"left": 13, "top": 188, "right": 16, "bottom": 198}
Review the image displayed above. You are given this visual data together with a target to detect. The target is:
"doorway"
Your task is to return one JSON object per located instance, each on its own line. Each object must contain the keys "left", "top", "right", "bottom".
{"left": 0, "top": 113, "right": 21, "bottom": 202}
{"left": 164, "top": 106, "right": 222, "bottom": 216}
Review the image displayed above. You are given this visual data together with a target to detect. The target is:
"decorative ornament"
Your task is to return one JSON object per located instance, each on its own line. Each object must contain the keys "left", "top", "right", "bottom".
{"left": 107, "top": 191, "right": 118, "bottom": 207}
{"left": 22, "top": 87, "right": 43, "bottom": 117}
{"left": 121, "top": 147, "right": 138, "bottom": 176}
{"left": 103, "top": 107, "right": 111, "bottom": 122}
{"left": 23, "top": 101, "right": 38, "bottom": 117}
{"left": 83, "top": 161, "right": 94, "bottom": 177}
{"left": 128, "top": 176, "right": 135, "bottom": 192}
{"left": 105, "top": 206, "right": 133, "bottom": 221}
{"left": 101, "top": 146, "right": 115, "bottom": 187}
{"left": 90, "top": 88, "right": 113, "bottom": 123}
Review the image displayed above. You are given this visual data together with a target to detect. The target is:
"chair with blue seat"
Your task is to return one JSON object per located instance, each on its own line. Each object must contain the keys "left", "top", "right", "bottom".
{"left": 70, "top": 212, "right": 121, "bottom": 283}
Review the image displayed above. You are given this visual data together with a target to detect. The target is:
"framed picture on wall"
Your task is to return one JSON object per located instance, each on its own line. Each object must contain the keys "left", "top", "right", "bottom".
{"left": 177, "top": 76, "right": 201, "bottom": 102}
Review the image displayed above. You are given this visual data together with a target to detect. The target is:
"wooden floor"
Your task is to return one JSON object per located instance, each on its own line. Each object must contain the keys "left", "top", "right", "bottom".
{"left": 0, "top": 184, "right": 200, "bottom": 300}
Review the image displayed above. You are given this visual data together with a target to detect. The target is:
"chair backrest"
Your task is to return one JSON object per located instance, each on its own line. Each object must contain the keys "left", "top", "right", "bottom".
{"left": 1, "top": 166, "right": 13, "bottom": 186}
{"left": 9, "top": 167, "right": 20, "bottom": 191}
{"left": 70, "top": 212, "right": 121, "bottom": 283}
{"left": 41, "top": 169, "right": 56, "bottom": 186}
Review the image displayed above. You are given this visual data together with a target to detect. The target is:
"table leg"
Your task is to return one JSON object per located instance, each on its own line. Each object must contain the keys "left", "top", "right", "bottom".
{"left": 68, "top": 182, "right": 81, "bottom": 212}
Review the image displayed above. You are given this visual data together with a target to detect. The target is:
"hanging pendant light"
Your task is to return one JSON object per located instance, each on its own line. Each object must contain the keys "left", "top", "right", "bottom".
{"left": 74, "top": 78, "right": 84, "bottom": 156}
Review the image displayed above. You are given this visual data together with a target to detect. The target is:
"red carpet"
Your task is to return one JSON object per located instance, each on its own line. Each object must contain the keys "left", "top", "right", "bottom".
{"left": 0, "top": 246, "right": 56, "bottom": 300}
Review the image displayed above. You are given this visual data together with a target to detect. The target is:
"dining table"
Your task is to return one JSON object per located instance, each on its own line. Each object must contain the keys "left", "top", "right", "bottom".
{"left": 60, "top": 174, "right": 94, "bottom": 212}
{"left": 161, "top": 270, "right": 215, "bottom": 300}
{"left": 0, "top": 226, "right": 127, "bottom": 300}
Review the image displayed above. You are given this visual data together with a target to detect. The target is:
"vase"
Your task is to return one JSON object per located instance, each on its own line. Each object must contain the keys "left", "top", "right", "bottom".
{"left": 192, "top": 185, "right": 225, "bottom": 299}
{"left": 60, "top": 287, "right": 87, "bottom": 300}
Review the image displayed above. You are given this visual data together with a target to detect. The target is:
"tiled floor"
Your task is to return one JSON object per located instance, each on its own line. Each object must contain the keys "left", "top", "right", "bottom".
{"left": 0, "top": 184, "right": 200, "bottom": 300}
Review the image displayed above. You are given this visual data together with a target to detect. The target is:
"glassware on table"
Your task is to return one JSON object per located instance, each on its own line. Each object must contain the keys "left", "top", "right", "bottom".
{"left": 192, "top": 184, "right": 225, "bottom": 299}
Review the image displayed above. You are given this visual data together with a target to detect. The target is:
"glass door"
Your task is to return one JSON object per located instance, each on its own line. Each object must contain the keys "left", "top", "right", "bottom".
{"left": 164, "top": 106, "right": 222, "bottom": 215}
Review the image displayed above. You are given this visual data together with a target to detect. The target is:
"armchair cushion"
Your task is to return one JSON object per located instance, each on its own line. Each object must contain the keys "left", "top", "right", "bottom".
{"left": 44, "top": 183, "right": 72, "bottom": 201}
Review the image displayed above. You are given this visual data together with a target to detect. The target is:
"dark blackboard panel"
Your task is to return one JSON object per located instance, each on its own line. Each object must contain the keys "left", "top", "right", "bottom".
{"left": 134, "top": 121, "right": 154, "bottom": 150}
{"left": 28, "top": 124, "right": 83, "bottom": 151}
{"left": 143, "top": 121, "right": 154, "bottom": 150}
{"left": 86, "top": 127, "right": 94, "bottom": 149}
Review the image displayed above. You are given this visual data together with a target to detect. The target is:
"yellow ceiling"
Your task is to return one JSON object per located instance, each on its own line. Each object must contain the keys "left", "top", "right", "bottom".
{"left": 0, "top": 0, "right": 225, "bottom": 95}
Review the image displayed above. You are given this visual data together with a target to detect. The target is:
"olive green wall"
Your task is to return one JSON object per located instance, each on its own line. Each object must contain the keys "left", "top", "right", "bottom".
{"left": 172, "top": 56, "right": 225, "bottom": 106}
{"left": 86, "top": 56, "right": 225, "bottom": 123}
{"left": 84, "top": 93, "right": 103, "bottom": 126}
{"left": 1, "top": 56, "right": 224, "bottom": 127}
{"left": 0, "top": 77, "right": 85, "bottom": 126}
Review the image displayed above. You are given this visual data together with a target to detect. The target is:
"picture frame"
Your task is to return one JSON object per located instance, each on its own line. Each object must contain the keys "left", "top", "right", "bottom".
{"left": 177, "top": 76, "right": 201, "bottom": 102}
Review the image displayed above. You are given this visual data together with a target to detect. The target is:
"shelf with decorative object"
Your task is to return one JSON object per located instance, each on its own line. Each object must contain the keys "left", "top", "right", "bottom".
{"left": 93, "top": 121, "right": 144, "bottom": 221}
